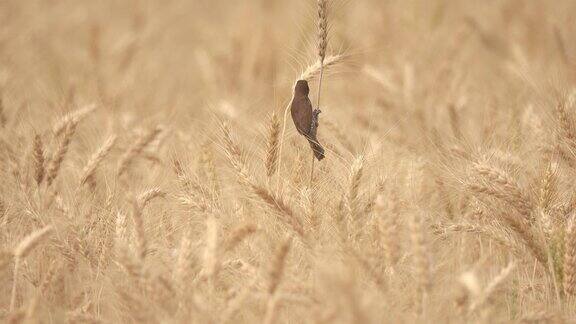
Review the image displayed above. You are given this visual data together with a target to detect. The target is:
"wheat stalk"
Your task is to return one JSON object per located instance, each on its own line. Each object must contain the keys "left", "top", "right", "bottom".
{"left": 222, "top": 122, "right": 304, "bottom": 238}
{"left": 538, "top": 161, "right": 557, "bottom": 212}
{"left": 347, "top": 156, "right": 364, "bottom": 219}
{"left": 174, "top": 231, "right": 192, "bottom": 287}
{"left": 471, "top": 162, "right": 533, "bottom": 219}
{"left": 375, "top": 192, "right": 401, "bottom": 270}
{"left": 469, "top": 262, "right": 515, "bottom": 313}
{"left": 52, "top": 104, "right": 96, "bottom": 137}
{"left": 46, "top": 120, "right": 78, "bottom": 186}
{"left": 117, "top": 126, "right": 162, "bottom": 176}
{"left": 309, "top": 0, "right": 329, "bottom": 183}
{"left": 200, "top": 143, "right": 220, "bottom": 195}
{"left": 138, "top": 187, "right": 165, "bottom": 207}
{"left": 410, "top": 212, "right": 430, "bottom": 317}
{"left": 556, "top": 101, "right": 575, "bottom": 145}
{"left": 0, "top": 94, "right": 7, "bottom": 127}
{"left": 565, "top": 216, "right": 576, "bottom": 296}
{"left": 203, "top": 215, "right": 219, "bottom": 280}
{"left": 130, "top": 197, "right": 147, "bottom": 263}
{"left": 221, "top": 276, "right": 258, "bottom": 323}
{"left": 263, "top": 238, "right": 292, "bottom": 324}
{"left": 11, "top": 226, "right": 53, "bottom": 311}
{"left": 265, "top": 112, "right": 281, "bottom": 179}
{"left": 223, "top": 223, "right": 257, "bottom": 253}
{"left": 268, "top": 238, "right": 291, "bottom": 295}
{"left": 299, "top": 53, "right": 345, "bottom": 82}
{"left": 32, "top": 134, "right": 45, "bottom": 186}
{"left": 79, "top": 134, "right": 117, "bottom": 187}
{"left": 467, "top": 162, "right": 547, "bottom": 264}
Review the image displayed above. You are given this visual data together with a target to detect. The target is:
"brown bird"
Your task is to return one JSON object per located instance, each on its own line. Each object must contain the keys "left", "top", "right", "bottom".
{"left": 290, "top": 80, "right": 325, "bottom": 160}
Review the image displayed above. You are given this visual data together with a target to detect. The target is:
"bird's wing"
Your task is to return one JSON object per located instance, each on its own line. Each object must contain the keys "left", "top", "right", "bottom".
{"left": 290, "top": 96, "right": 313, "bottom": 135}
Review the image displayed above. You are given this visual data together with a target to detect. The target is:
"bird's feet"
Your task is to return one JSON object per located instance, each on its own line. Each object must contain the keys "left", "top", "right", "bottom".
{"left": 310, "top": 109, "right": 321, "bottom": 137}
{"left": 312, "top": 109, "right": 321, "bottom": 127}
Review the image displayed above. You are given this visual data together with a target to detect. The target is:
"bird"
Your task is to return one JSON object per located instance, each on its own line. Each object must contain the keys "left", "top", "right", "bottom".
{"left": 290, "top": 80, "right": 325, "bottom": 161}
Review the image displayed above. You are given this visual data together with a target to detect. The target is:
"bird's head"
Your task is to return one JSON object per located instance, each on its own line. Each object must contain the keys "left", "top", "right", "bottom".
{"left": 294, "top": 80, "right": 309, "bottom": 96}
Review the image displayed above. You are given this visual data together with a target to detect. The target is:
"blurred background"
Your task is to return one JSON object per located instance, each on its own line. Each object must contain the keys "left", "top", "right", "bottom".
{"left": 2, "top": 1, "right": 576, "bottom": 322}
{"left": 2, "top": 0, "right": 574, "bottom": 147}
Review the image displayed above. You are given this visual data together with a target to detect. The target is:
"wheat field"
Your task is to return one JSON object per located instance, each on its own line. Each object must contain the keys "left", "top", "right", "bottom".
{"left": 1, "top": 0, "right": 576, "bottom": 323}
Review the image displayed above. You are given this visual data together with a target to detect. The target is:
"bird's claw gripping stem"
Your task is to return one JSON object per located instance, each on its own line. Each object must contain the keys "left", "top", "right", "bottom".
{"left": 310, "top": 109, "right": 321, "bottom": 137}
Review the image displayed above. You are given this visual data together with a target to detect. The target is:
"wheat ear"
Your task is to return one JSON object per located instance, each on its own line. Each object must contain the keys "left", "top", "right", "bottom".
{"left": 265, "top": 112, "right": 281, "bottom": 180}
{"left": 52, "top": 104, "right": 96, "bottom": 136}
{"left": 471, "top": 162, "right": 533, "bottom": 219}
{"left": 203, "top": 215, "right": 219, "bottom": 281}
{"left": 79, "top": 134, "right": 117, "bottom": 187}
{"left": 469, "top": 262, "right": 515, "bottom": 313}
{"left": 222, "top": 122, "right": 304, "bottom": 237}
{"left": 224, "top": 223, "right": 257, "bottom": 253}
{"left": 410, "top": 212, "right": 430, "bottom": 317}
{"left": 375, "top": 192, "right": 401, "bottom": 270}
{"left": 263, "top": 238, "right": 292, "bottom": 324}
{"left": 117, "top": 126, "right": 162, "bottom": 176}
{"left": 46, "top": 120, "right": 78, "bottom": 186}
{"left": 174, "top": 229, "right": 193, "bottom": 287}
{"left": 130, "top": 197, "right": 147, "bottom": 263}
{"left": 565, "top": 216, "right": 576, "bottom": 296}
{"left": 10, "top": 226, "right": 53, "bottom": 311}
{"left": 347, "top": 156, "right": 364, "bottom": 219}
{"left": 32, "top": 134, "right": 45, "bottom": 186}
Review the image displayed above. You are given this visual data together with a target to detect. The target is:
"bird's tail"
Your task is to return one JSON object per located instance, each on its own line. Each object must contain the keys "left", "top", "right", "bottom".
{"left": 308, "top": 138, "right": 325, "bottom": 161}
